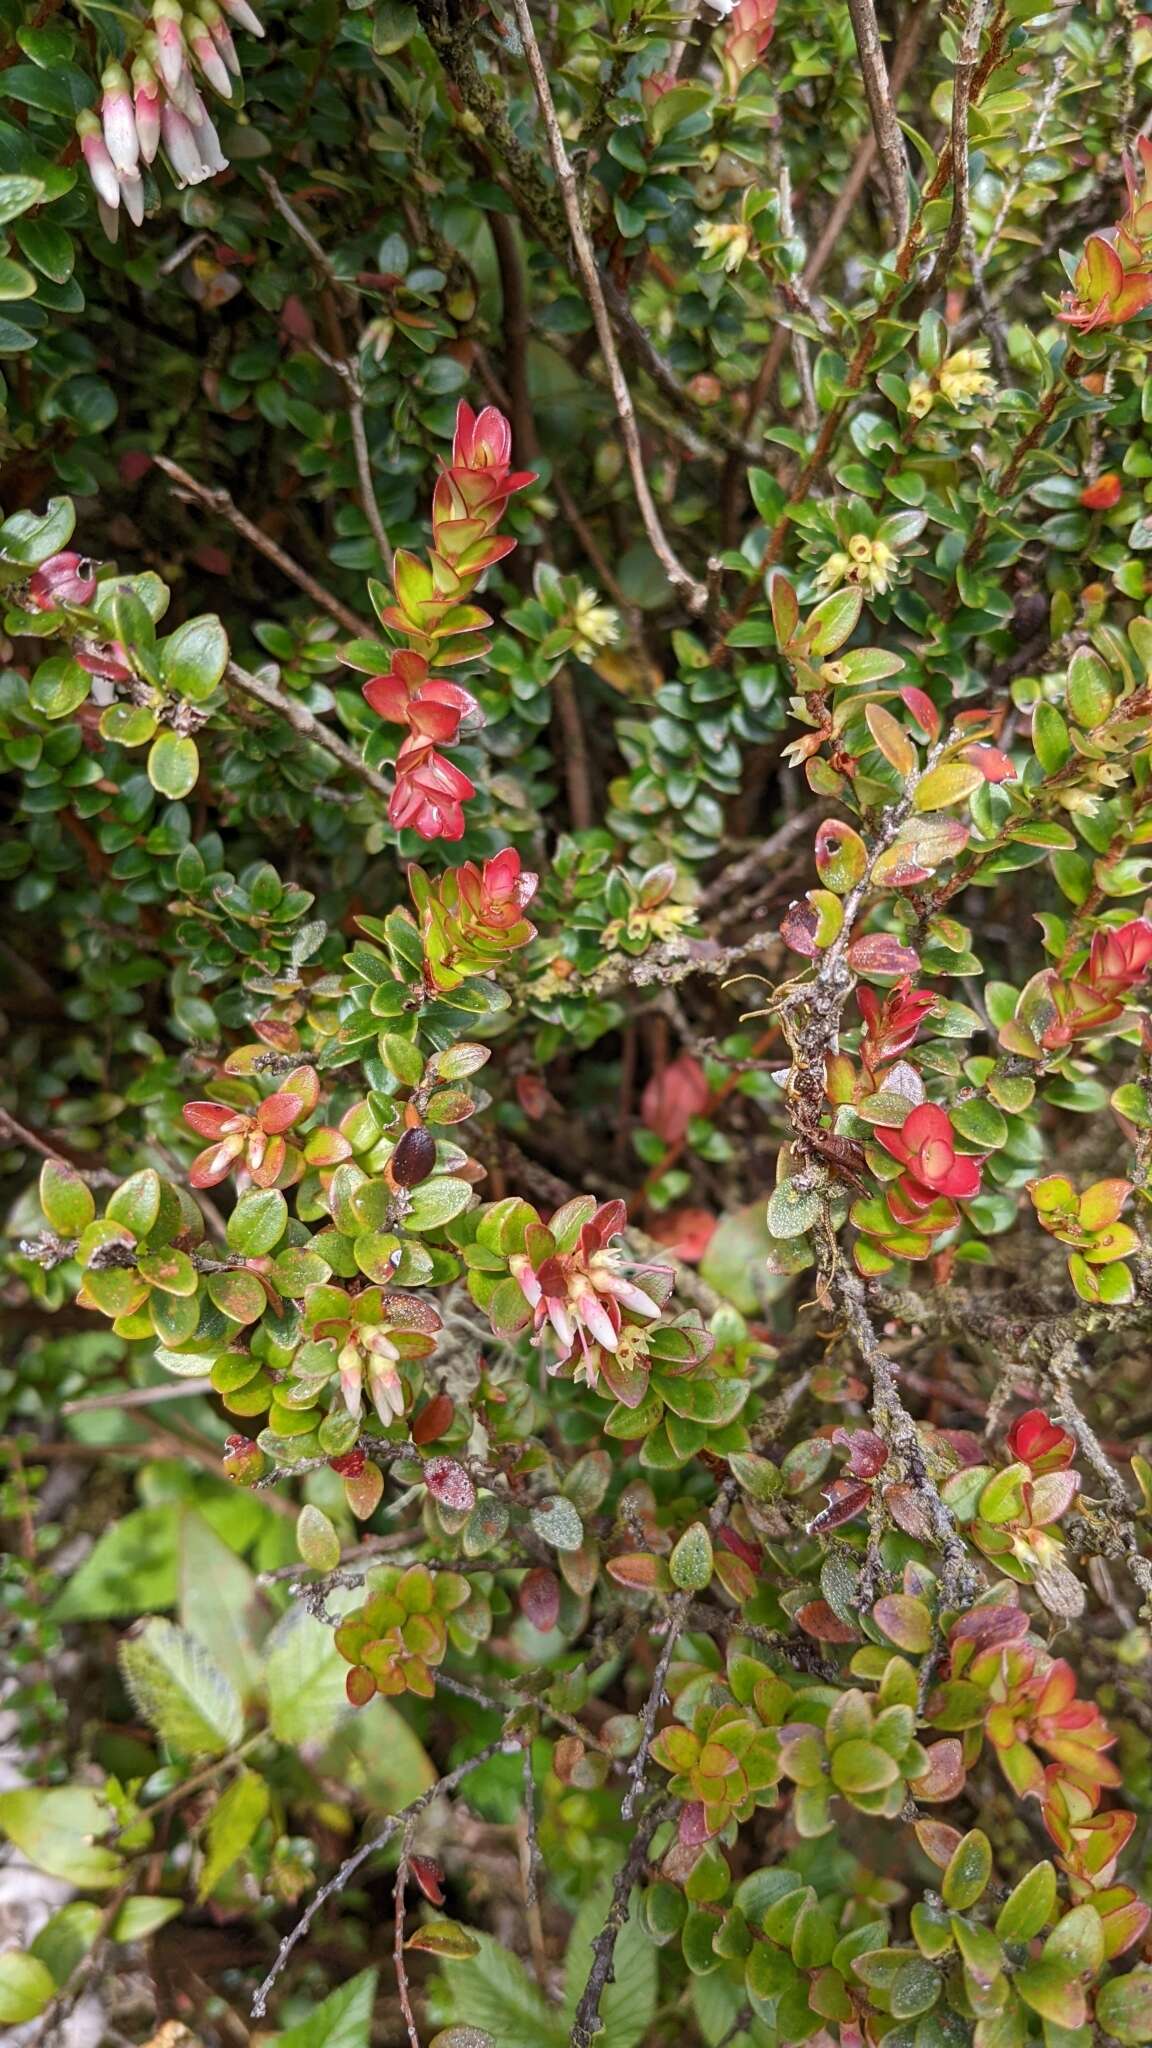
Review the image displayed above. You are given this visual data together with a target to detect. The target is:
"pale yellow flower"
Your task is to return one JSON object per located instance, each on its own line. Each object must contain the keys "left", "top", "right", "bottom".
{"left": 938, "top": 346, "right": 995, "bottom": 407}
{"left": 693, "top": 220, "right": 756, "bottom": 272}
{"left": 568, "top": 587, "right": 620, "bottom": 659}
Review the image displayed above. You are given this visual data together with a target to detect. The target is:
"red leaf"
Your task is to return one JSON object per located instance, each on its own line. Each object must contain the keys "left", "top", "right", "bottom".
{"left": 410, "top": 1856, "right": 445, "bottom": 1906}
{"left": 795, "top": 1599, "right": 859, "bottom": 1643}
{"left": 412, "top": 1395, "right": 454, "bottom": 1445}
{"left": 519, "top": 1567, "right": 561, "bottom": 1633}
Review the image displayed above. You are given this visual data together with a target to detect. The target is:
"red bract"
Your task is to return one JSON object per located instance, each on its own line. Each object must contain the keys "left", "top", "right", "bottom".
{"left": 1087, "top": 917, "right": 1152, "bottom": 997}
{"left": 363, "top": 650, "right": 480, "bottom": 743}
{"left": 388, "top": 735, "right": 476, "bottom": 841}
{"left": 1059, "top": 231, "right": 1152, "bottom": 330}
{"left": 182, "top": 1065, "right": 319, "bottom": 1187}
{"left": 28, "top": 552, "right": 97, "bottom": 610}
{"left": 1006, "top": 1408, "right": 1076, "bottom": 1474}
{"left": 857, "top": 977, "right": 935, "bottom": 1073}
{"left": 720, "top": 0, "right": 777, "bottom": 92}
{"left": 641, "top": 1053, "right": 710, "bottom": 1144}
{"left": 874, "top": 1102, "right": 983, "bottom": 1206}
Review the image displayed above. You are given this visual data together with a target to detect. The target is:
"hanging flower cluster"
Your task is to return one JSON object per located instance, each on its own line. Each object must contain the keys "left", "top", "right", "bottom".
{"left": 362, "top": 402, "right": 535, "bottom": 840}
{"left": 75, "top": 0, "right": 263, "bottom": 238}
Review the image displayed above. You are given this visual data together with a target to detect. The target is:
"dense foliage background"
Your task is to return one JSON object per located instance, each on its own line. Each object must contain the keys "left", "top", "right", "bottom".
{"left": 5, "top": 1, "right": 1152, "bottom": 2045}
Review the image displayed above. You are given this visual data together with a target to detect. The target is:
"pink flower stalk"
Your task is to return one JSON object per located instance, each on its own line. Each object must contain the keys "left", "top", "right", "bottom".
{"left": 101, "top": 62, "right": 139, "bottom": 175}
{"left": 132, "top": 58, "right": 162, "bottom": 164}
{"left": 218, "top": 0, "right": 264, "bottom": 35}
{"left": 76, "top": 111, "right": 120, "bottom": 212}
{"left": 28, "top": 554, "right": 97, "bottom": 611}
{"left": 388, "top": 736, "right": 475, "bottom": 841}
{"left": 198, "top": 0, "right": 241, "bottom": 74}
{"left": 186, "top": 7, "right": 233, "bottom": 94}
{"left": 510, "top": 1198, "right": 666, "bottom": 1368}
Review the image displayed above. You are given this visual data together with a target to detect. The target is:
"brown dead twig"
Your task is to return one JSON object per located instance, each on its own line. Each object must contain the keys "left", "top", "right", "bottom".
{"left": 509, "top": 0, "right": 709, "bottom": 614}
{"left": 844, "top": 0, "right": 912, "bottom": 243}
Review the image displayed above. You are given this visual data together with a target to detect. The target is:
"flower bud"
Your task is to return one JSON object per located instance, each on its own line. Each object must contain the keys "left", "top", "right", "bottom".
{"left": 187, "top": 6, "right": 233, "bottom": 95}
{"left": 218, "top": 0, "right": 264, "bottom": 34}
{"left": 132, "top": 57, "right": 162, "bottom": 165}
{"left": 101, "top": 61, "right": 139, "bottom": 175}
{"left": 153, "top": 0, "right": 189, "bottom": 95}
{"left": 76, "top": 110, "right": 121, "bottom": 212}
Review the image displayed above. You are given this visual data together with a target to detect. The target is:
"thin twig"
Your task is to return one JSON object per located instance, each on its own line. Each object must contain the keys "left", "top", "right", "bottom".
{"left": 250, "top": 1733, "right": 514, "bottom": 2018}
{"left": 153, "top": 456, "right": 372, "bottom": 638}
{"left": 0, "top": 1108, "right": 120, "bottom": 1185}
{"left": 394, "top": 1827, "right": 420, "bottom": 2048}
{"left": 920, "top": 0, "right": 992, "bottom": 297}
{"left": 844, "top": 0, "right": 911, "bottom": 243}
{"left": 568, "top": 1796, "right": 673, "bottom": 2048}
{"left": 508, "top": 0, "right": 708, "bottom": 613}
{"left": 63, "top": 1379, "right": 213, "bottom": 1414}
{"left": 226, "top": 659, "right": 392, "bottom": 803}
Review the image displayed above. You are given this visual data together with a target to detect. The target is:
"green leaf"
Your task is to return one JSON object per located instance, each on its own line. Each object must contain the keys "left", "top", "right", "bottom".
{"left": 0, "top": 255, "right": 36, "bottom": 300}
{"left": 0, "top": 1952, "right": 56, "bottom": 2023}
{"left": 119, "top": 1618, "right": 244, "bottom": 1757}
{"left": 1032, "top": 702, "right": 1071, "bottom": 775}
{"left": 404, "top": 1177, "right": 475, "bottom": 1230}
{"left": 29, "top": 654, "right": 89, "bottom": 719}
{"left": 1096, "top": 1970, "right": 1152, "bottom": 2045}
{"left": 0, "top": 1786, "right": 123, "bottom": 1888}
{"left": 52, "top": 1506, "right": 180, "bottom": 1620}
{"left": 0, "top": 174, "right": 46, "bottom": 227}
{"left": 160, "top": 614, "right": 229, "bottom": 702}
{"left": 670, "top": 1520, "right": 714, "bottom": 1591}
{"left": 0, "top": 494, "right": 74, "bottom": 566}
{"left": 179, "top": 1509, "right": 265, "bottom": 1703}
{"left": 529, "top": 1496, "right": 584, "bottom": 1552}
{"left": 297, "top": 1503, "right": 341, "bottom": 1571}
{"left": 942, "top": 1829, "right": 992, "bottom": 1910}
{"left": 438, "top": 1930, "right": 563, "bottom": 2048}
{"left": 39, "top": 1157, "right": 95, "bottom": 1235}
{"left": 995, "top": 1860, "right": 1056, "bottom": 1943}
{"left": 265, "top": 1607, "right": 350, "bottom": 1748}
{"left": 111, "top": 1897, "right": 184, "bottom": 1940}
{"left": 407, "top": 1921, "right": 482, "bottom": 1958}
{"left": 227, "top": 1188, "right": 288, "bottom": 1256}
{"left": 197, "top": 1769, "right": 270, "bottom": 1901}
{"left": 148, "top": 731, "right": 200, "bottom": 800}
{"left": 274, "top": 1968, "right": 379, "bottom": 2048}
{"left": 29, "top": 1902, "right": 102, "bottom": 1987}
{"left": 106, "top": 1167, "right": 161, "bottom": 1238}
{"left": 913, "top": 761, "right": 982, "bottom": 812}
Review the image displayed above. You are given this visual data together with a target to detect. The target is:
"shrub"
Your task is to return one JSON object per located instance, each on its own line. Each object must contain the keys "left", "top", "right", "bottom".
{"left": 3, "top": 1, "right": 1152, "bottom": 2044}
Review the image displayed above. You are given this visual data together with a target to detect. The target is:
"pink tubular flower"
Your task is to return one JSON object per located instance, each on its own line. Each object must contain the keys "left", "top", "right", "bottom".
{"left": 389, "top": 736, "right": 475, "bottom": 841}
{"left": 874, "top": 1102, "right": 983, "bottom": 1208}
{"left": 76, "top": 110, "right": 120, "bottom": 212}
{"left": 363, "top": 649, "right": 480, "bottom": 743}
{"left": 510, "top": 1198, "right": 666, "bottom": 1369}
{"left": 218, "top": 0, "right": 263, "bottom": 34}
{"left": 28, "top": 553, "right": 97, "bottom": 611}
{"left": 132, "top": 57, "right": 162, "bottom": 164}
{"left": 153, "top": 0, "right": 189, "bottom": 95}
{"left": 101, "top": 62, "right": 139, "bottom": 175}
{"left": 186, "top": 6, "right": 233, "bottom": 94}
{"left": 198, "top": 0, "right": 241, "bottom": 73}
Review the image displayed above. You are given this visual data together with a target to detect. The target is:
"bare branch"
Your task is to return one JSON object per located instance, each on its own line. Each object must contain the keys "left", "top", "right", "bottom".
{"left": 508, "top": 0, "right": 709, "bottom": 614}
{"left": 920, "top": 0, "right": 993, "bottom": 295}
{"left": 568, "top": 1795, "right": 674, "bottom": 2048}
{"left": 844, "top": 0, "right": 912, "bottom": 243}
{"left": 250, "top": 1733, "right": 515, "bottom": 2018}
{"left": 226, "top": 658, "right": 392, "bottom": 804}
{"left": 154, "top": 455, "right": 372, "bottom": 638}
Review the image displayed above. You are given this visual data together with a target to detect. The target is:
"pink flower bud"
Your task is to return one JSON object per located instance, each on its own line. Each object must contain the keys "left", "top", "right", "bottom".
{"left": 76, "top": 110, "right": 121, "bottom": 212}
{"left": 218, "top": 0, "right": 264, "bottom": 35}
{"left": 153, "top": 0, "right": 189, "bottom": 95}
{"left": 120, "top": 167, "right": 145, "bottom": 226}
{"left": 190, "top": 104, "right": 228, "bottom": 173}
{"left": 197, "top": 0, "right": 240, "bottom": 74}
{"left": 187, "top": 11, "right": 232, "bottom": 94}
{"left": 132, "top": 57, "right": 162, "bottom": 164}
{"left": 100, "top": 61, "right": 139, "bottom": 175}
